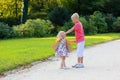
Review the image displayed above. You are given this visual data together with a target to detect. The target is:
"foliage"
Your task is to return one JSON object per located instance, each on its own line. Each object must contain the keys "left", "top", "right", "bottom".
{"left": 28, "top": 12, "right": 47, "bottom": 19}
{"left": 48, "top": 7, "right": 70, "bottom": 26}
{"left": 13, "top": 19, "right": 54, "bottom": 37}
{"left": 63, "top": 21, "right": 74, "bottom": 31}
{"left": 112, "top": 17, "right": 120, "bottom": 32}
{"left": 89, "top": 11, "right": 108, "bottom": 33}
{"left": 44, "top": 0, "right": 62, "bottom": 12}
{"left": 0, "top": 16, "right": 21, "bottom": 27}
{"left": 0, "top": 22, "right": 14, "bottom": 38}
{"left": 61, "top": 0, "right": 106, "bottom": 15}
{"left": 105, "top": 14, "right": 116, "bottom": 32}
{"left": 0, "top": 0, "right": 22, "bottom": 17}
{"left": 0, "top": 0, "right": 119, "bottom": 35}
{"left": 103, "top": 0, "right": 120, "bottom": 16}
{"left": 58, "top": 21, "right": 74, "bottom": 35}
{"left": 0, "top": 0, "right": 119, "bottom": 28}
{"left": 80, "top": 17, "right": 97, "bottom": 35}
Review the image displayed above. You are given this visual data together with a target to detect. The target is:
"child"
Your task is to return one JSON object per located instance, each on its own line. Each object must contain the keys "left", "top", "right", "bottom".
{"left": 52, "top": 31, "right": 73, "bottom": 69}
{"left": 66, "top": 13, "right": 85, "bottom": 68}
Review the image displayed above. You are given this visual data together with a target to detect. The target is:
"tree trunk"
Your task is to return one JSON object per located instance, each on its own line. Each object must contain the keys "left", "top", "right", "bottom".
{"left": 21, "top": 0, "right": 28, "bottom": 24}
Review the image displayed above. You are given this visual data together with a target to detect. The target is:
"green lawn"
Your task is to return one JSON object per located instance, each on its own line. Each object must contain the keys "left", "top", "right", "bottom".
{"left": 0, "top": 33, "right": 120, "bottom": 74}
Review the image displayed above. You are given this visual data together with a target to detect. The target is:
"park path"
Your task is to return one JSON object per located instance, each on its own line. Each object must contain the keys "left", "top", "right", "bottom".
{"left": 0, "top": 39, "right": 120, "bottom": 80}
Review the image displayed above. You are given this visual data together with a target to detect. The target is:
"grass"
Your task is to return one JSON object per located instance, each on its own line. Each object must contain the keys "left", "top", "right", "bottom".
{"left": 0, "top": 33, "right": 120, "bottom": 74}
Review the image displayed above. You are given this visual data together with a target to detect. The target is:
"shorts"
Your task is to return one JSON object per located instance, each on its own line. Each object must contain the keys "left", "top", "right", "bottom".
{"left": 77, "top": 41, "right": 85, "bottom": 57}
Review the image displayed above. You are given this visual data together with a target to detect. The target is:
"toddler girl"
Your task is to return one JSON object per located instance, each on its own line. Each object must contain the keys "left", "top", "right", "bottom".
{"left": 52, "top": 31, "right": 73, "bottom": 69}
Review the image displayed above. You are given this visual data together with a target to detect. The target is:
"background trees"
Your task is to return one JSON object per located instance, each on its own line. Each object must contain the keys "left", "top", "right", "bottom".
{"left": 0, "top": 0, "right": 120, "bottom": 39}
{"left": 0, "top": 0, "right": 22, "bottom": 17}
{"left": 103, "top": 0, "right": 120, "bottom": 16}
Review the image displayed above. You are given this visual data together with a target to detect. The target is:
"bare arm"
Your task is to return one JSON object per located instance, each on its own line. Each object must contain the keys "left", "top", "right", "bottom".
{"left": 65, "top": 27, "right": 74, "bottom": 35}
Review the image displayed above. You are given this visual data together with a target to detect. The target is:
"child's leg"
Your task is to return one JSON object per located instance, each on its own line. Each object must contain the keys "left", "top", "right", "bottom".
{"left": 60, "top": 56, "right": 66, "bottom": 68}
{"left": 60, "top": 56, "right": 64, "bottom": 68}
{"left": 62, "top": 56, "right": 66, "bottom": 67}
{"left": 78, "top": 57, "right": 83, "bottom": 63}
{"left": 72, "top": 41, "right": 85, "bottom": 68}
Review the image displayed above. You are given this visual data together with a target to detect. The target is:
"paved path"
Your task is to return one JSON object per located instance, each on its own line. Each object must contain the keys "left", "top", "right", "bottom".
{"left": 1, "top": 40, "right": 120, "bottom": 80}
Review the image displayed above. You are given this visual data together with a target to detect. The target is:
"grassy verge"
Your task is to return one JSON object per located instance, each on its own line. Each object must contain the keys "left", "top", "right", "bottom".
{"left": 0, "top": 33, "right": 120, "bottom": 74}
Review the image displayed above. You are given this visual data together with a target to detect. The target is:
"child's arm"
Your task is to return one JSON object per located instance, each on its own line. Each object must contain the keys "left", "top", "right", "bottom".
{"left": 65, "top": 27, "right": 74, "bottom": 35}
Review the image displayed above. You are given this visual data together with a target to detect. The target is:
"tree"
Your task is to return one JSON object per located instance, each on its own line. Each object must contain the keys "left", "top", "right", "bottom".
{"left": 48, "top": 7, "right": 70, "bottom": 34}
{"left": 61, "top": 0, "right": 106, "bottom": 15}
{"left": 112, "top": 17, "right": 120, "bottom": 32}
{"left": 0, "top": 0, "right": 22, "bottom": 17}
{"left": 29, "top": 0, "right": 44, "bottom": 13}
{"left": 89, "top": 11, "right": 108, "bottom": 33}
{"left": 44, "top": 0, "right": 62, "bottom": 12}
{"left": 103, "top": 0, "right": 120, "bottom": 16}
{"left": 105, "top": 14, "right": 116, "bottom": 32}
{"left": 48, "top": 7, "right": 70, "bottom": 26}
{"left": 21, "top": 0, "right": 28, "bottom": 23}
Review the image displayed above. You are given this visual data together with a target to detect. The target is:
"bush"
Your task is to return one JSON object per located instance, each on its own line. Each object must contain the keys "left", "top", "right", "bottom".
{"left": 13, "top": 24, "right": 34, "bottom": 37}
{"left": 0, "top": 17, "right": 21, "bottom": 27}
{"left": 105, "top": 14, "right": 116, "bottom": 32}
{"left": 0, "top": 22, "right": 14, "bottom": 39}
{"left": 13, "top": 19, "right": 54, "bottom": 37}
{"left": 112, "top": 17, "right": 120, "bottom": 32}
{"left": 48, "top": 7, "right": 70, "bottom": 26}
{"left": 63, "top": 21, "right": 74, "bottom": 31}
{"left": 90, "top": 11, "right": 108, "bottom": 33}
{"left": 80, "top": 17, "right": 97, "bottom": 35}
{"left": 58, "top": 21, "right": 74, "bottom": 35}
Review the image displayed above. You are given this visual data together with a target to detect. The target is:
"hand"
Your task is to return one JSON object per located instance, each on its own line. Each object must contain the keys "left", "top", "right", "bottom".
{"left": 72, "top": 40, "right": 76, "bottom": 43}
{"left": 66, "top": 27, "right": 74, "bottom": 35}
{"left": 69, "top": 40, "right": 76, "bottom": 43}
{"left": 65, "top": 32, "right": 67, "bottom": 35}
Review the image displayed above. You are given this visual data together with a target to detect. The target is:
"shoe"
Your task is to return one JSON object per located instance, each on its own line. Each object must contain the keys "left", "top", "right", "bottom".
{"left": 72, "top": 64, "right": 84, "bottom": 68}
{"left": 60, "top": 66, "right": 70, "bottom": 70}
{"left": 63, "top": 67, "right": 70, "bottom": 70}
{"left": 72, "top": 64, "right": 79, "bottom": 68}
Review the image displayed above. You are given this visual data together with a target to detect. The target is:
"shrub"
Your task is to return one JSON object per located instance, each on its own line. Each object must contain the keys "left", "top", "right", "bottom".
{"left": 63, "top": 21, "right": 74, "bottom": 31}
{"left": 105, "top": 14, "right": 116, "bottom": 32}
{"left": 0, "top": 22, "right": 14, "bottom": 39}
{"left": 88, "top": 18, "right": 98, "bottom": 35}
{"left": 48, "top": 7, "right": 70, "bottom": 26}
{"left": 13, "top": 19, "right": 54, "bottom": 37}
{"left": 90, "top": 11, "right": 108, "bottom": 33}
{"left": 112, "top": 17, "right": 120, "bottom": 32}
{"left": 0, "top": 17, "right": 21, "bottom": 27}
{"left": 13, "top": 24, "right": 34, "bottom": 37}
{"left": 80, "top": 17, "right": 97, "bottom": 35}
{"left": 58, "top": 21, "right": 74, "bottom": 35}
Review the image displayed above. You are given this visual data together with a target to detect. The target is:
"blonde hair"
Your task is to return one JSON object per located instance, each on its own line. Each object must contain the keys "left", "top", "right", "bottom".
{"left": 57, "top": 31, "right": 65, "bottom": 39}
{"left": 71, "top": 13, "right": 79, "bottom": 19}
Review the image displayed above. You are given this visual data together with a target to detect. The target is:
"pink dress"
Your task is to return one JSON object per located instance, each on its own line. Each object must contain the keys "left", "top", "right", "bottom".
{"left": 56, "top": 39, "right": 68, "bottom": 57}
